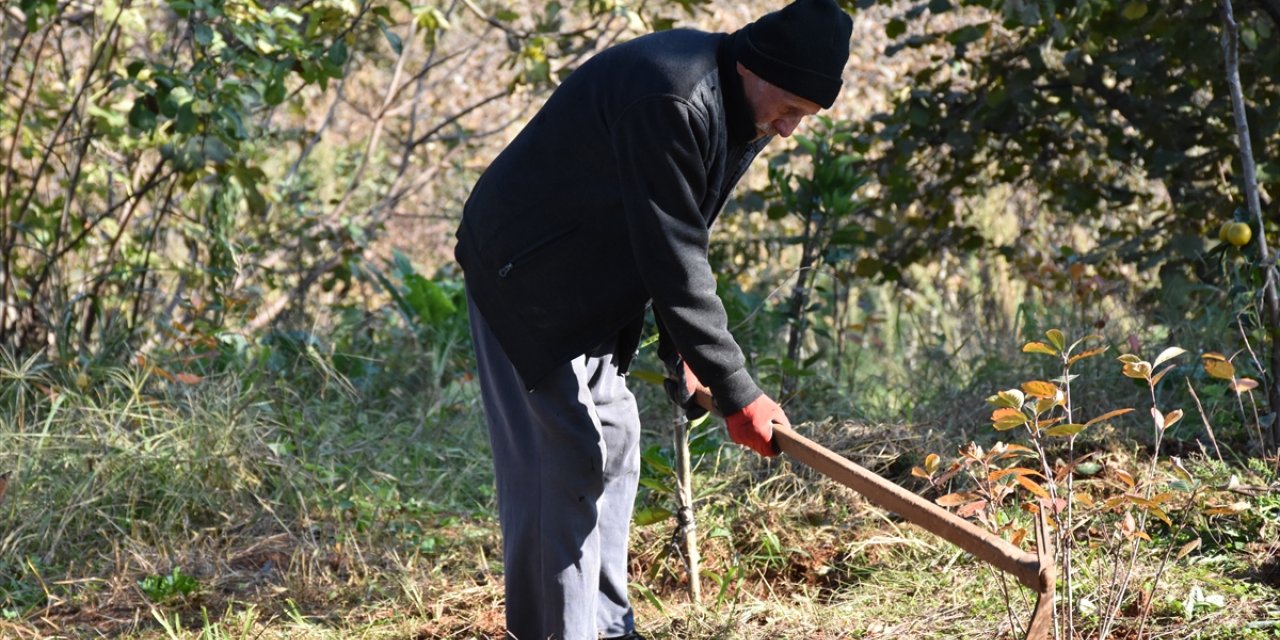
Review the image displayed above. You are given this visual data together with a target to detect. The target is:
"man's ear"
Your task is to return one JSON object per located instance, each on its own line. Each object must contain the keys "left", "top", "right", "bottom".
{"left": 736, "top": 61, "right": 752, "bottom": 78}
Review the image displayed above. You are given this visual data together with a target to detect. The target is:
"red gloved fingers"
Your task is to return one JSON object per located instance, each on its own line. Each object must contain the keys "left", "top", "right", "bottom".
{"left": 683, "top": 361, "right": 703, "bottom": 397}
{"left": 725, "top": 394, "right": 787, "bottom": 457}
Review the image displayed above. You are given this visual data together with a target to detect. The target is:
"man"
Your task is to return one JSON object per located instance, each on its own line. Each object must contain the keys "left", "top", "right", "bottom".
{"left": 454, "top": 0, "right": 852, "bottom": 637}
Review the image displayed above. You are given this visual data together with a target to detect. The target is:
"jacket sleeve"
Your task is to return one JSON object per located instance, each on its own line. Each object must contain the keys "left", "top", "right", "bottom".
{"left": 611, "top": 95, "right": 763, "bottom": 415}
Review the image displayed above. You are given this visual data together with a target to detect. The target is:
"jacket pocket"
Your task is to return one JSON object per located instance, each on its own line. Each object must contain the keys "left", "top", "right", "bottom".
{"left": 497, "top": 222, "right": 580, "bottom": 278}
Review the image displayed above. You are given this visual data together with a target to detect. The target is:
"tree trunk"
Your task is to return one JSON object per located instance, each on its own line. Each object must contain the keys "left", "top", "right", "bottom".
{"left": 1220, "top": 0, "right": 1280, "bottom": 453}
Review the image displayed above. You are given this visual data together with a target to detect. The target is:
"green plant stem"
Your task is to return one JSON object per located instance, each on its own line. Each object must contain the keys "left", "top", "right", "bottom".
{"left": 1063, "top": 356, "right": 1076, "bottom": 640}
{"left": 1134, "top": 486, "right": 1203, "bottom": 640}
{"left": 1099, "top": 378, "right": 1164, "bottom": 639}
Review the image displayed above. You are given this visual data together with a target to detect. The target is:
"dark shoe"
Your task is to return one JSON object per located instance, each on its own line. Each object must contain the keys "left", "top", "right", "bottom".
{"left": 603, "top": 632, "right": 646, "bottom": 640}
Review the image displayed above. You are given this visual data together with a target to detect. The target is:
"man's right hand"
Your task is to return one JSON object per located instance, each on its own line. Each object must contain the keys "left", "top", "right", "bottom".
{"left": 724, "top": 394, "right": 786, "bottom": 457}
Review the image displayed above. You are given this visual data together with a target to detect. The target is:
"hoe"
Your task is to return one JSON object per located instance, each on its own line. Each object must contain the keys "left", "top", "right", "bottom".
{"left": 772, "top": 423, "right": 1055, "bottom": 639}
{"left": 694, "top": 394, "right": 1056, "bottom": 639}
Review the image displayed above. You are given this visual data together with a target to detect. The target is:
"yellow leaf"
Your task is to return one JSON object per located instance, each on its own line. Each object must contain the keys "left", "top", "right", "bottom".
{"left": 1122, "top": 361, "right": 1153, "bottom": 379}
{"left": 1176, "top": 538, "right": 1202, "bottom": 561}
{"left": 1001, "top": 444, "right": 1037, "bottom": 455}
{"left": 1204, "top": 501, "right": 1250, "bottom": 516}
{"left": 1151, "top": 407, "right": 1166, "bottom": 430}
{"left": 1022, "top": 380, "right": 1059, "bottom": 398}
{"left": 989, "top": 467, "right": 1043, "bottom": 482}
{"left": 1151, "top": 364, "right": 1177, "bottom": 387}
{"left": 1144, "top": 504, "right": 1172, "bottom": 527}
{"left": 1153, "top": 346, "right": 1187, "bottom": 368}
{"left": 1016, "top": 475, "right": 1050, "bottom": 498}
{"left": 1231, "top": 378, "right": 1259, "bottom": 394}
{"left": 1201, "top": 352, "right": 1228, "bottom": 361}
{"left": 1009, "top": 527, "right": 1027, "bottom": 548}
{"left": 911, "top": 467, "right": 931, "bottom": 480}
{"left": 1035, "top": 395, "right": 1060, "bottom": 415}
{"left": 998, "top": 389, "right": 1026, "bottom": 409}
{"left": 1121, "top": 511, "right": 1137, "bottom": 535}
{"left": 1203, "top": 358, "right": 1235, "bottom": 381}
{"left": 1074, "top": 492, "right": 1095, "bottom": 508}
{"left": 1163, "top": 409, "right": 1184, "bottom": 430}
{"left": 1085, "top": 407, "right": 1135, "bottom": 427}
{"left": 992, "top": 407, "right": 1028, "bottom": 431}
{"left": 1170, "top": 456, "right": 1193, "bottom": 483}
{"left": 1115, "top": 469, "right": 1135, "bottom": 489}
{"left": 924, "top": 453, "right": 940, "bottom": 474}
{"left": 956, "top": 500, "right": 988, "bottom": 518}
{"left": 936, "top": 492, "right": 979, "bottom": 507}
{"left": 1067, "top": 345, "right": 1110, "bottom": 365}
{"left": 175, "top": 372, "right": 203, "bottom": 385}
{"left": 1023, "top": 341, "right": 1059, "bottom": 356}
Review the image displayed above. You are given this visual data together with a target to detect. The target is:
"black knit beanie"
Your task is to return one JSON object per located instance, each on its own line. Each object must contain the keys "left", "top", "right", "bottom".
{"left": 730, "top": 0, "right": 853, "bottom": 109}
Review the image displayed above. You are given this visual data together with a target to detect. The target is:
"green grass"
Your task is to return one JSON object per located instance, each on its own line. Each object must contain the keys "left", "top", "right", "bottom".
{"left": 1, "top": 285, "right": 1277, "bottom": 639}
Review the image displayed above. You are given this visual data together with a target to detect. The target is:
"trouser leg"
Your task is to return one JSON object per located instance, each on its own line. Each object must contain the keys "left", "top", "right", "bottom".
{"left": 591, "top": 365, "right": 640, "bottom": 637}
{"left": 468, "top": 296, "right": 639, "bottom": 640}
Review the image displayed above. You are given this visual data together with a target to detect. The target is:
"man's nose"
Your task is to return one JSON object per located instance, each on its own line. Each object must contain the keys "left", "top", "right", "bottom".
{"left": 774, "top": 116, "right": 802, "bottom": 138}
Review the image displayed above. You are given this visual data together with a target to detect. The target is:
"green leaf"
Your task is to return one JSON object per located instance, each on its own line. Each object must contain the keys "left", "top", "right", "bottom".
{"left": 946, "top": 23, "right": 989, "bottom": 46}
{"left": 928, "top": 0, "right": 952, "bottom": 13}
{"left": 264, "top": 80, "right": 286, "bottom": 106}
{"left": 632, "top": 506, "right": 673, "bottom": 526}
{"left": 381, "top": 23, "right": 403, "bottom": 54}
{"left": 128, "top": 102, "right": 156, "bottom": 131}
{"left": 403, "top": 273, "right": 456, "bottom": 324}
{"left": 194, "top": 23, "right": 213, "bottom": 46}
{"left": 175, "top": 102, "right": 197, "bottom": 134}
{"left": 1045, "top": 329, "right": 1066, "bottom": 351}
{"left": 886, "top": 19, "right": 906, "bottom": 39}
{"left": 199, "top": 135, "right": 232, "bottom": 165}
{"left": 1044, "top": 423, "right": 1087, "bottom": 437}
{"left": 629, "top": 369, "right": 667, "bottom": 386}
{"left": 1075, "top": 461, "right": 1102, "bottom": 476}
{"left": 1121, "top": 2, "right": 1148, "bottom": 21}
{"left": 329, "top": 40, "right": 349, "bottom": 66}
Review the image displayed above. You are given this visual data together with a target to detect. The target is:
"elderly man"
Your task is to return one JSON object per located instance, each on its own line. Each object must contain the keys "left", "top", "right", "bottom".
{"left": 454, "top": 0, "right": 852, "bottom": 637}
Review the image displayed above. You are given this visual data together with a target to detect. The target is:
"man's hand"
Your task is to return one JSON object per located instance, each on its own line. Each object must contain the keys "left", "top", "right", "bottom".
{"left": 665, "top": 356, "right": 713, "bottom": 419}
{"left": 724, "top": 394, "right": 786, "bottom": 457}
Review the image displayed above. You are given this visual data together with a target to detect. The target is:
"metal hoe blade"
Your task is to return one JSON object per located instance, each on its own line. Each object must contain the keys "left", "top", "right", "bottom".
{"left": 772, "top": 423, "right": 1056, "bottom": 640}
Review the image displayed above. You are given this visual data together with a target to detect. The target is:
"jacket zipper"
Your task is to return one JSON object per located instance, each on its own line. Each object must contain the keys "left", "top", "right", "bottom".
{"left": 497, "top": 224, "right": 579, "bottom": 278}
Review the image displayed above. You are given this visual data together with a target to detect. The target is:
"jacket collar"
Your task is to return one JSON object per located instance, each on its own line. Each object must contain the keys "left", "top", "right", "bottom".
{"left": 717, "top": 35, "right": 758, "bottom": 148}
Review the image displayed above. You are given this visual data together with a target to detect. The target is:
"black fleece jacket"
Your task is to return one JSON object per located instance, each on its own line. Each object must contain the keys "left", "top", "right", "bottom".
{"left": 455, "top": 29, "right": 770, "bottom": 414}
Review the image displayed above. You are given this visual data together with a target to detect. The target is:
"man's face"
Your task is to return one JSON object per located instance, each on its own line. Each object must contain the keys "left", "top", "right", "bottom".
{"left": 737, "top": 62, "right": 823, "bottom": 140}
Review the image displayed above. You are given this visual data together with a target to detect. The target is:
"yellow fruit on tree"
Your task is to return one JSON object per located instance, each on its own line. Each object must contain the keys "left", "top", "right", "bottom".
{"left": 1226, "top": 222, "right": 1252, "bottom": 247}
{"left": 1218, "top": 222, "right": 1231, "bottom": 242}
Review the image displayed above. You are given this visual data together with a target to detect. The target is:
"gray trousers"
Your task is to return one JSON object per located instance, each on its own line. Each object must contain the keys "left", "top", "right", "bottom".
{"left": 468, "top": 295, "right": 641, "bottom": 640}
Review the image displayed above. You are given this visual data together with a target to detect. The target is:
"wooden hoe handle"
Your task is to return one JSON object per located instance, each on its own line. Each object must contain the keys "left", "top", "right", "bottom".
{"left": 771, "top": 423, "right": 1056, "bottom": 639}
